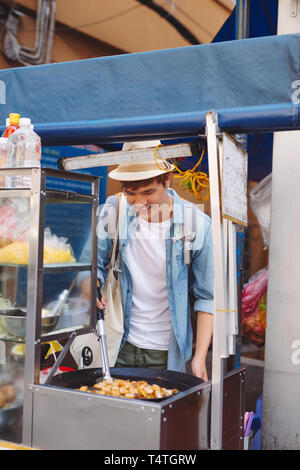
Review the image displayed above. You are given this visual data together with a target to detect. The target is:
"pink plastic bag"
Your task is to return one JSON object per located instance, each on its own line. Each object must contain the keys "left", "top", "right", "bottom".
{"left": 242, "top": 267, "right": 268, "bottom": 315}
{"left": 0, "top": 198, "right": 30, "bottom": 242}
{"left": 242, "top": 267, "right": 268, "bottom": 346}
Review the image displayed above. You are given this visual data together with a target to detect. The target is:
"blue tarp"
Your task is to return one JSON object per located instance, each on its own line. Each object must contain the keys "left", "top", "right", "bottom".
{"left": 0, "top": 33, "right": 298, "bottom": 127}
{"left": 0, "top": 1, "right": 297, "bottom": 182}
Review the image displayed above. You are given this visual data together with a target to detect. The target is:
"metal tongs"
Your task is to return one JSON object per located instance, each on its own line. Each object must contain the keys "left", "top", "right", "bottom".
{"left": 47, "top": 274, "right": 79, "bottom": 318}
{"left": 96, "top": 286, "right": 113, "bottom": 382}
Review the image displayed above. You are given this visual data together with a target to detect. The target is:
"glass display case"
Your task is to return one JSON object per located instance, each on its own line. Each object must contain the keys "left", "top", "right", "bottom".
{"left": 0, "top": 167, "right": 99, "bottom": 444}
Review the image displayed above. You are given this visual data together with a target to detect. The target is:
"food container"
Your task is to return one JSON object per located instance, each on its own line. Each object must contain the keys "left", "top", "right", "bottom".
{"left": 46, "top": 297, "right": 89, "bottom": 330}
{"left": 0, "top": 363, "right": 23, "bottom": 433}
{"left": 0, "top": 308, "right": 60, "bottom": 339}
{"left": 0, "top": 394, "right": 23, "bottom": 433}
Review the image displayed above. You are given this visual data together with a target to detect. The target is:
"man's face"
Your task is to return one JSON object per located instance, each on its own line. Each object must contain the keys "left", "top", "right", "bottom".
{"left": 122, "top": 176, "right": 171, "bottom": 219}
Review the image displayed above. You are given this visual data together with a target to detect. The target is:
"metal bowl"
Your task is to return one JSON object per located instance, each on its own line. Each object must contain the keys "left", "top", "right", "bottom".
{"left": 0, "top": 393, "right": 23, "bottom": 433}
{"left": 0, "top": 362, "right": 23, "bottom": 433}
{"left": 0, "top": 308, "right": 59, "bottom": 338}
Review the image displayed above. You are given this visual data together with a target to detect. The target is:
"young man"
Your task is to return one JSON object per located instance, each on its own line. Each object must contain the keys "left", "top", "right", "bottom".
{"left": 80, "top": 142, "right": 214, "bottom": 381}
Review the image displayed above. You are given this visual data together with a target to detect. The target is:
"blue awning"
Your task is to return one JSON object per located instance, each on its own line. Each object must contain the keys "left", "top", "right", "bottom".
{"left": 0, "top": 25, "right": 298, "bottom": 181}
{"left": 0, "top": 33, "right": 298, "bottom": 126}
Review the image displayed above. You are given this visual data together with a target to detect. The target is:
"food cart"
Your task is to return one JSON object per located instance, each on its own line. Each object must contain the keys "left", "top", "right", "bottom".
{"left": 0, "top": 162, "right": 245, "bottom": 450}
{"left": 1, "top": 27, "right": 300, "bottom": 450}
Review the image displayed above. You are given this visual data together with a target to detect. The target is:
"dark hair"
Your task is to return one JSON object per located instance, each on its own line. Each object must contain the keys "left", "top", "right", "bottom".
{"left": 121, "top": 173, "right": 170, "bottom": 191}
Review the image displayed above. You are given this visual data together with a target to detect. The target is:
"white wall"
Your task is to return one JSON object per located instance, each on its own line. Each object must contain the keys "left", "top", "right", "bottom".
{"left": 262, "top": 0, "right": 300, "bottom": 450}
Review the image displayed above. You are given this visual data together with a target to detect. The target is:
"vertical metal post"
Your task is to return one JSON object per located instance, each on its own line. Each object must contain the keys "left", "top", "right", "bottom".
{"left": 206, "top": 111, "right": 228, "bottom": 450}
{"left": 22, "top": 168, "right": 45, "bottom": 446}
{"left": 236, "top": 0, "right": 251, "bottom": 40}
{"left": 90, "top": 179, "right": 100, "bottom": 331}
{"left": 234, "top": 0, "right": 251, "bottom": 370}
{"left": 235, "top": 0, "right": 251, "bottom": 149}
{"left": 227, "top": 221, "right": 238, "bottom": 356}
{"left": 235, "top": 0, "right": 250, "bottom": 149}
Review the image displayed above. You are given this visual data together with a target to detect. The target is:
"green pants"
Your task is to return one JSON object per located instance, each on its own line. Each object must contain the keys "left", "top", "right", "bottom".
{"left": 115, "top": 341, "right": 168, "bottom": 369}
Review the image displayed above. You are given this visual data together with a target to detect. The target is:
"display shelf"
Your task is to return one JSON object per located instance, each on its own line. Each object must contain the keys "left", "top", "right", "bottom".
{"left": 0, "top": 324, "right": 89, "bottom": 344}
{"left": 0, "top": 167, "right": 99, "bottom": 446}
{"left": 45, "top": 189, "right": 95, "bottom": 204}
{"left": 40, "top": 324, "right": 91, "bottom": 342}
{"left": 0, "top": 262, "right": 92, "bottom": 273}
{"left": 44, "top": 262, "right": 92, "bottom": 273}
{"left": 0, "top": 330, "right": 25, "bottom": 343}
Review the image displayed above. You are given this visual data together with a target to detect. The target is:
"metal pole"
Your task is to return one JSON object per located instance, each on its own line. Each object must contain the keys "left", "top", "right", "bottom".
{"left": 22, "top": 168, "right": 45, "bottom": 446}
{"left": 235, "top": 0, "right": 251, "bottom": 149}
{"left": 236, "top": 0, "right": 251, "bottom": 40}
{"left": 44, "top": 331, "right": 76, "bottom": 385}
{"left": 234, "top": 0, "right": 251, "bottom": 372}
{"left": 206, "top": 111, "right": 228, "bottom": 449}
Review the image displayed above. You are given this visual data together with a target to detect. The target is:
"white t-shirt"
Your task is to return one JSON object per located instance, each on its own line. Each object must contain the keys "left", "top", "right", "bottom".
{"left": 124, "top": 215, "right": 171, "bottom": 350}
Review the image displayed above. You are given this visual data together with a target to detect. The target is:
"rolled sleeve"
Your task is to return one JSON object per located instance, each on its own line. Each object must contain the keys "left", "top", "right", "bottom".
{"left": 191, "top": 217, "right": 214, "bottom": 314}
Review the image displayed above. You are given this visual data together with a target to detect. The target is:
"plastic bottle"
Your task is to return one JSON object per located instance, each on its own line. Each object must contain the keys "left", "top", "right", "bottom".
{"left": 0, "top": 137, "right": 7, "bottom": 187}
{"left": 6, "top": 118, "right": 41, "bottom": 188}
{"left": 2, "top": 113, "right": 20, "bottom": 137}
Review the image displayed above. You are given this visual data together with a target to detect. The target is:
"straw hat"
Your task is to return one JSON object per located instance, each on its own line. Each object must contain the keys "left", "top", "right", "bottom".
{"left": 108, "top": 140, "right": 175, "bottom": 181}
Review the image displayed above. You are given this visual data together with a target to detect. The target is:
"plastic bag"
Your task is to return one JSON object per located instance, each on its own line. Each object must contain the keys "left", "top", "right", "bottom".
{"left": 0, "top": 198, "right": 30, "bottom": 246}
{"left": 242, "top": 267, "right": 268, "bottom": 314}
{"left": 43, "top": 228, "right": 76, "bottom": 264}
{"left": 250, "top": 174, "right": 272, "bottom": 249}
{"left": 0, "top": 227, "right": 76, "bottom": 265}
{"left": 242, "top": 267, "right": 268, "bottom": 346}
{"left": 242, "top": 294, "right": 267, "bottom": 346}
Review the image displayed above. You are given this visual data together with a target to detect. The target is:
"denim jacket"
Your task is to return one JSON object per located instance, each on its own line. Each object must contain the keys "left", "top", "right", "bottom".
{"left": 80, "top": 188, "right": 214, "bottom": 373}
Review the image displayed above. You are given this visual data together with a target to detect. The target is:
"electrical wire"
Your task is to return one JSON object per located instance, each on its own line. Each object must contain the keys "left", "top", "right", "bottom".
{"left": 51, "top": 4, "right": 142, "bottom": 32}
{"left": 3, "top": 0, "right": 200, "bottom": 48}
{"left": 135, "top": 0, "right": 200, "bottom": 45}
{"left": 170, "top": 1, "right": 213, "bottom": 37}
{"left": 4, "top": 3, "right": 142, "bottom": 33}
{"left": 153, "top": 144, "right": 210, "bottom": 202}
{"left": 154, "top": 144, "right": 169, "bottom": 171}
{"left": 171, "top": 150, "right": 210, "bottom": 202}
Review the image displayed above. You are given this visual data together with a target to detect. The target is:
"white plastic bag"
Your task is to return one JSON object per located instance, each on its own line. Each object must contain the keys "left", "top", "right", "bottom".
{"left": 0, "top": 226, "right": 76, "bottom": 265}
{"left": 250, "top": 173, "right": 272, "bottom": 249}
{"left": 43, "top": 228, "right": 76, "bottom": 264}
{"left": 0, "top": 198, "right": 30, "bottom": 245}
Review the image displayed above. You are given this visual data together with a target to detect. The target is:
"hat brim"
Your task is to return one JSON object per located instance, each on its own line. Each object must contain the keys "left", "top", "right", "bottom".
{"left": 108, "top": 167, "right": 174, "bottom": 182}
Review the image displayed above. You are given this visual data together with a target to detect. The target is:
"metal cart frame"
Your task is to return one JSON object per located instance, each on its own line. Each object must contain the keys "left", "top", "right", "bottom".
{"left": 0, "top": 167, "right": 100, "bottom": 445}
{"left": 0, "top": 126, "right": 246, "bottom": 449}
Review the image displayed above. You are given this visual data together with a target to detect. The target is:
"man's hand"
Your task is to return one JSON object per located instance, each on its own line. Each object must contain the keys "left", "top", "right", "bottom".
{"left": 80, "top": 277, "right": 107, "bottom": 310}
{"left": 97, "top": 294, "right": 107, "bottom": 310}
{"left": 192, "top": 311, "right": 213, "bottom": 382}
{"left": 191, "top": 353, "right": 208, "bottom": 382}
